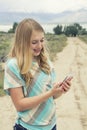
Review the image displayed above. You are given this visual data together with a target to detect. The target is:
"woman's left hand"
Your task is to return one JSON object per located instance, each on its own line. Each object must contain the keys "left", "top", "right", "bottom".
{"left": 59, "top": 76, "right": 73, "bottom": 93}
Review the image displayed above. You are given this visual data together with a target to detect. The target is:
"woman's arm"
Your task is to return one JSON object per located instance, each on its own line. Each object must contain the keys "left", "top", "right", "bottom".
{"left": 9, "top": 87, "right": 53, "bottom": 112}
{"left": 9, "top": 76, "right": 72, "bottom": 111}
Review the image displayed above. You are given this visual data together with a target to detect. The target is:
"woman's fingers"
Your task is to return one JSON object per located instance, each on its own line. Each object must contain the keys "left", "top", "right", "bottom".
{"left": 61, "top": 79, "right": 71, "bottom": 92}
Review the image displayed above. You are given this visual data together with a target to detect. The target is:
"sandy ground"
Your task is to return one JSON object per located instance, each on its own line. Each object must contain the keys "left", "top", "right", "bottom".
{"left": 0, "top": 37, "right": 87, "bottom": 130}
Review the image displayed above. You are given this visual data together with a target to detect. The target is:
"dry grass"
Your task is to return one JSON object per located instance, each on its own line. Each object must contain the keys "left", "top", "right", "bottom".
{"left": 79, "top": 35, "right": 87, "bottom": 44}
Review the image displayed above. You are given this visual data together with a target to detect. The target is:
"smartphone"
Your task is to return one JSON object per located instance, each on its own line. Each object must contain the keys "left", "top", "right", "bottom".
{"left": 63, "top": 74, "right": 73, "bottom": 82}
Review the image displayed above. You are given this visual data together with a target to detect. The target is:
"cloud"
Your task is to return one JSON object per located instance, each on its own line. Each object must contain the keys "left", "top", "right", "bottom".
{"left": 0, "top": 0, "right": 87, "bottom": 13}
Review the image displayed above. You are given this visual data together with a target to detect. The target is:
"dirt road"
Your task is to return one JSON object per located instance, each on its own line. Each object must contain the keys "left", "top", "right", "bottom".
{"left": 54, "top": 37, "right": 87, "bottom": 130}
{"left": 0, "top": 37, "right": 87, "bottom": 130}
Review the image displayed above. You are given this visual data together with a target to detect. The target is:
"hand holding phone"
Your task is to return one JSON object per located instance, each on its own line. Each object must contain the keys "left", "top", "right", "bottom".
{"left": 59, "top": 74, "right": 73, "bottom": 87}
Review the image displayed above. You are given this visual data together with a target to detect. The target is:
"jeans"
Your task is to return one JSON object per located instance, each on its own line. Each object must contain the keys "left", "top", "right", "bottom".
{"left": 13, "top": 124, "right": 56, "bottom": 130}
{"left": 13, "top": 124, "right": 27, "bottom": 130}
{"left": 52, "top": 125, "right": 56, "bottom": 130}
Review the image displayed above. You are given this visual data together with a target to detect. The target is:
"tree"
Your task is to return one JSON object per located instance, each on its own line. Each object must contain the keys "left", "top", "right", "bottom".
{"left": 8, "top": 22, "right": 18, "bottom": 33}
{"left": 74, "top": 23, "right": 82, "bottom": 30}
{"left": 78, "top": 28, "right": 87, "bottom": 35}
{"left": 64, "top": 25, "right": 78, "bottom": 37}
{"left": 13, "top": 22, "right": 18, "bottom": 33}
{"left": 64, "top": 26, "right": 70, "bottom": 36}
{"left": 53, "top": 25, "right": 63, "bottom": 35}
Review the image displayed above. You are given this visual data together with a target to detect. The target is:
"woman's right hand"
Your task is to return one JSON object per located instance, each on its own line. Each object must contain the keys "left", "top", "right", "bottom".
{"left": 50, "top": 83, "right": 63, "bottom": 98}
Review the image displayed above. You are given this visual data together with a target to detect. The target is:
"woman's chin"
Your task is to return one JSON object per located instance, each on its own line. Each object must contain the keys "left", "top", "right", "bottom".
{"left": 33, "top": 52, "right": 40, "bottom": 57}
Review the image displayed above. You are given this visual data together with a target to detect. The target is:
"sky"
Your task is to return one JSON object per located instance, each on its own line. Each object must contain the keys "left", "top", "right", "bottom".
{"left": 0, "top": 0, "right": 87, "bottom": 13}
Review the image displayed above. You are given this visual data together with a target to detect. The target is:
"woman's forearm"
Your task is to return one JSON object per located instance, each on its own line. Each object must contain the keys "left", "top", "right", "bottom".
{"left": 18, "top": 91, "right": 53, "bottom": 111}
{"left": 10, "top": 88, "right": 53, "bottom": 112}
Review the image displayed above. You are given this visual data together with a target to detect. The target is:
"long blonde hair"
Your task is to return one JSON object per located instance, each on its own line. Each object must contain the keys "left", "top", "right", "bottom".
{"left": 9, "top": 18, "right": 51, "bottom": 85}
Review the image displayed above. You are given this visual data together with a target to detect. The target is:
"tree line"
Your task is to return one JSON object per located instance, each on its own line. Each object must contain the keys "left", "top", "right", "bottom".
{"left": 8, "top": 22, "right": 87, "bottom": 37}
{"left": 53, "top": 23, "right": 87, "bottom": 36}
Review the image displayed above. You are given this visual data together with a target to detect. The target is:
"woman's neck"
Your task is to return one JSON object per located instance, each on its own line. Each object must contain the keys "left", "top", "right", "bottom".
{"left": 33, "top": 56, "right": 40, "bottom": 64}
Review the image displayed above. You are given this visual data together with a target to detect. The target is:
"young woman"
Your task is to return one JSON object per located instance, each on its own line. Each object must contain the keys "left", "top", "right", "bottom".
{"left": 4, "top": 18, "right": 72, "bottom": 130}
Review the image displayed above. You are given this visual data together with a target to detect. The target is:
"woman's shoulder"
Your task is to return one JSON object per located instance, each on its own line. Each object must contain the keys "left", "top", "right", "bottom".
{"left": 5, "top": 58, "right": 18, "bottom": 70}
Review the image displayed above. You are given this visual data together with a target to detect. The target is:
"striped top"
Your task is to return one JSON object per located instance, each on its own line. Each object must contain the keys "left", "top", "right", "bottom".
{"left": 4, "top": 58, "right": 57, "bottom": 130}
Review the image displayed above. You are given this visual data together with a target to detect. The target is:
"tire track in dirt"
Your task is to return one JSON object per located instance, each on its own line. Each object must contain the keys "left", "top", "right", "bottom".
{"left": 68, "top": 37, "right": 87, "bottom": 130}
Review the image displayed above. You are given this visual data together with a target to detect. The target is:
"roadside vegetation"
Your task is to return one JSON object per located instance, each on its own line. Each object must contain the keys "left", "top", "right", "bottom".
{"left": 79, "top": 35, "right": 87, "bottom": 44}
{"left": 0, "top": 33, "right": 14, "bottom": 58}
{"left": 46, "top": 34, "right": 67, "bottom": 60}
{"left": 0, "top": 33, "right": 14, "bottom": 96}
{"left": 0, "top": 71, "right": 4, "bottom": 96}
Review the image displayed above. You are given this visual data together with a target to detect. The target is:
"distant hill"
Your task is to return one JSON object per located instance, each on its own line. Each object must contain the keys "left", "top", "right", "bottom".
{"left": 0, "top": 9, "right": 87, "bottom": 25}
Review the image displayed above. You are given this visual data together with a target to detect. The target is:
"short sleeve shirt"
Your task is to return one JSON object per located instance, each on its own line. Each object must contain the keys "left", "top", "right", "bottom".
{"left": 4, "top": 58, "right": 56, "bottom": 130}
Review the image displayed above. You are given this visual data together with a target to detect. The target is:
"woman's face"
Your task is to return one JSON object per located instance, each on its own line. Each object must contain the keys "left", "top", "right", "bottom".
{"left": 30, "top": 31, "right": 45, "bottom": 57}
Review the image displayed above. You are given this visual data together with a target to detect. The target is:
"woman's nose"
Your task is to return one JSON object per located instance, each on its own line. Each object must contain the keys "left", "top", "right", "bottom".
{"left": 37, "top": 41, "right": 42, "bottom": 47}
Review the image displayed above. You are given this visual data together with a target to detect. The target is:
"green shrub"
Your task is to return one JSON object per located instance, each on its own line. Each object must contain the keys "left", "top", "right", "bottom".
{"left": 79, "top": 35, "right": 87, "bottom": 44}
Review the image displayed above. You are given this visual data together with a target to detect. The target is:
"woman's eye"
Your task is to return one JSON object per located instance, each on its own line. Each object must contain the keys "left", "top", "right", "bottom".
{"left": 32, "top": 41, "right": 37, "bottom": 44}
{"left": 32, "top": 38, "right": 44, "bottom": 44}
{"left": 40, "top": 39, "right": 44, "bottom": 43}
